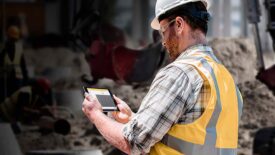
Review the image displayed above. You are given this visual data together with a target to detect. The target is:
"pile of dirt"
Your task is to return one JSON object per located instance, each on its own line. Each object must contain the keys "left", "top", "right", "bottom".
{"left": 16, "top": 115, "right": 115, "bottom": 154}
{"left": 209, "top": 38, "right": 258, "bottom": 84}
{"left": 16, "top": 81, "right": 148, "bottom": 154}
{"left": 238, "top": 80, "right": 275, "bottom": 155}
{"left": 210, "top": 38, "right": 275, "bottom": 155}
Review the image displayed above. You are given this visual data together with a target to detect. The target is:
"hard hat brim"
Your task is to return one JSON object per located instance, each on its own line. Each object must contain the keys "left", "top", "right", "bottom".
{"left": 151, "top": 17, "right": 160, "bottom": 30}
{"left": 151, "top": 0, "right": 210, "bottom": 30}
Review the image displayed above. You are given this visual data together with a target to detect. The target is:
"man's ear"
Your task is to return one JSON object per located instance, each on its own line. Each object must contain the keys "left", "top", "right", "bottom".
{"left": 175, "top": 16, "right": 184, "bottom": 34}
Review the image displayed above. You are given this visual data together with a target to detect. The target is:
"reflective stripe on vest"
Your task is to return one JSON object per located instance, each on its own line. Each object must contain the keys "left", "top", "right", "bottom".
{"left": 4, "top": 42, "right": 23, "bottom": 79}
{"left": 150, "top": 47, "right": 243, "bottom": 155}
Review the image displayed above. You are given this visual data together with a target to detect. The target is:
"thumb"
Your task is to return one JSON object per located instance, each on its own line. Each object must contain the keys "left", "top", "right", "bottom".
{"left": 85, "top": 93, "right": 91, "bottom": 101}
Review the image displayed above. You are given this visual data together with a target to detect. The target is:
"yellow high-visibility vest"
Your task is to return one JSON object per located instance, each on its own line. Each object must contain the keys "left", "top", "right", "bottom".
{"left": 150, "top": 47, "right": 243, "bottom": 155}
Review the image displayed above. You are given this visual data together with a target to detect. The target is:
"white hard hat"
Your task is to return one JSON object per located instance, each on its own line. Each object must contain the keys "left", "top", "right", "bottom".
{"left": 151, "top": 0, "right": 210, "bottom": 30}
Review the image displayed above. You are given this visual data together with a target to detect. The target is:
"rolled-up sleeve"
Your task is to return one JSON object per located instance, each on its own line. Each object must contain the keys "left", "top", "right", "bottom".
{"left": 122, "top": 64, "right": 200, "bottom": 155}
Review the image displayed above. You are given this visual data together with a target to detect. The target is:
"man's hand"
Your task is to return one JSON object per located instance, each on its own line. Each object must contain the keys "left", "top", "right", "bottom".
{"left": 81, "top": 94, "right": 131, "bottom": 154}
{"left": 111, "top": 95, "right": 133, "bottom": 124}
{"left": 82, "top": 93, "right": 102, "bottom": 120}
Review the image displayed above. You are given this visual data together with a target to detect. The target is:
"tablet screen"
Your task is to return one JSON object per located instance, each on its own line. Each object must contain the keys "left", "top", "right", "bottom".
{"left": 86, "top": 88, "right": 117, "bottom": 111}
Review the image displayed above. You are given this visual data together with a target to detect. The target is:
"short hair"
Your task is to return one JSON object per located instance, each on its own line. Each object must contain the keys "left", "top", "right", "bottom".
{"left": 158, "top": 2, "right": 210, "bottom": 34}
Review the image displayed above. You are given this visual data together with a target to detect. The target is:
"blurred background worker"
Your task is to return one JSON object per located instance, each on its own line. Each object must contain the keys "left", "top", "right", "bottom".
{"left": 0, "top": 16, "right": 58, "bottom": 130}
{"left": 0, "top": 78, "right": 52, "bottom": 123}
{"left": 0, "top": 23, "right": 28, "bottom": 103}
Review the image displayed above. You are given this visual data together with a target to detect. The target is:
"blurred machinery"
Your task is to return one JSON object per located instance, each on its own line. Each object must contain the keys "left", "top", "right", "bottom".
{"left": 247, "top": 0, "right": 275, "bottom": 155}
{"left": 71, "top": 1, "right": 166, "bottom": 85}
{"left": 247, "top": 0, "right": 275, "bottom": 94}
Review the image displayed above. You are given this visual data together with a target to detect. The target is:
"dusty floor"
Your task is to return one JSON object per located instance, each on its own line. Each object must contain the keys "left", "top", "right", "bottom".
{"left": 15, "top": 38, "right": 275, "bottom": 155}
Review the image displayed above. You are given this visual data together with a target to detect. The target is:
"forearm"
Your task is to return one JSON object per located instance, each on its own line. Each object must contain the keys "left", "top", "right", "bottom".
{"left": 86, "top": 110, "right": 131, "bottom": 154}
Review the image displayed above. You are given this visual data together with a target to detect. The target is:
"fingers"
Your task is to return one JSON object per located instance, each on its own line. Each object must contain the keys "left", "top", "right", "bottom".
{"left": 85, "top": 93, "right": 98, "bottom": 102}
{"left": 111, "top": 110, "right": 130, "bottom": 124}
{"left": 82, "top": 97, "right": 92, "bottom": 111}
{"left": 84, "top": 93, "right": 90, "bottom": 101}
{"left": 117, "top": 103, "right": 129, "bottom": 115}
{"left": 113, "top": 95, "right": 132, "bottom": 115}
{"left": 113, "top": 95, "right": 122, "bottom": 103}
{"left": 113, "top": 95, "right": 128, "bottom": 107}
{"left": 82, "top": 94, "right": 101, "bottom": 113}
{"left": 113, "top": 95, "right": 128, "bottom": 106}
{"left": 111, "top": 111, "right": 118, "bottom": 119}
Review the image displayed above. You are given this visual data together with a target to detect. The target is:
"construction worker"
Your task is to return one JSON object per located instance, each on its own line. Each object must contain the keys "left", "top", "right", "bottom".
{"left": 0, "top": 78, "right": 52, "bottom": 123}
{"left": 82, "top": 0, "right": 243, "bottom": 154}
{"left": 0, "top": 25, "right": 28, "bottom": 102}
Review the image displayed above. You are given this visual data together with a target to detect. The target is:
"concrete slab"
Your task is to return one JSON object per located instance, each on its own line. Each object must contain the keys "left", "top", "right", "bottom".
{"left": 0, "top": 123, "right": 22, "bottom": 155}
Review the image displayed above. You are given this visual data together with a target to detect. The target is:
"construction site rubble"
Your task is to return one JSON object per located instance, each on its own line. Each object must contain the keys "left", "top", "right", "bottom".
{"left": 238, "top": 80, "right": 275, "bottom": 155}
{"left": 15, "top": 38, "right": 275, "bottom": 155}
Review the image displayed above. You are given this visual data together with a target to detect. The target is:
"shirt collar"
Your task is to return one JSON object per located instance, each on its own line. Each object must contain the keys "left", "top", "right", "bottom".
{"left": 175, "top": 44, "right": 213, "bottom": 61}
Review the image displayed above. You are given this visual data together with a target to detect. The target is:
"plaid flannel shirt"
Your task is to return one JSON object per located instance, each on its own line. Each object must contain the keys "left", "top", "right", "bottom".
{"left": 123, "top": 45, "right": 213, "bottom": 155}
